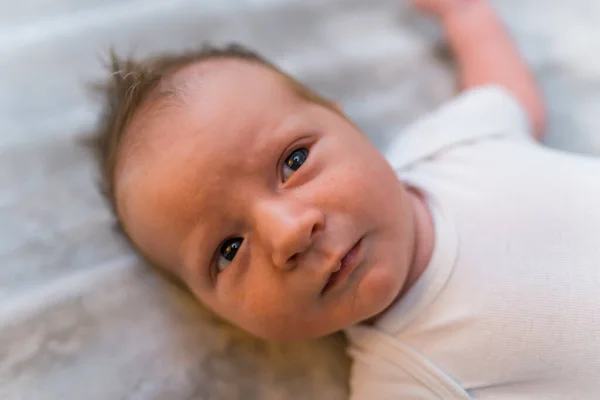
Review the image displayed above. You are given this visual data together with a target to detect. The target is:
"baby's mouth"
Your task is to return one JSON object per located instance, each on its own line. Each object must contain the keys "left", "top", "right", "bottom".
{"left": 321, "top": 238, "right": 363, "bottom": 295}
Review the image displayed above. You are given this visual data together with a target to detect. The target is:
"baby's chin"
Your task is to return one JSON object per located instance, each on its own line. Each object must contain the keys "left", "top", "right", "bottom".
{"left": 244, "top": 282, "right": 403, "bottom": 342}
{"left": 349, "top": 260, "right": 408, "bottom": 325}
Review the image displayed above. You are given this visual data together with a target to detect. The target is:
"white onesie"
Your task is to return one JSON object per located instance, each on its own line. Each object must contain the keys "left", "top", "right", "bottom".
{"left": 346, "top": 86, "right": 600, "bottom": 399}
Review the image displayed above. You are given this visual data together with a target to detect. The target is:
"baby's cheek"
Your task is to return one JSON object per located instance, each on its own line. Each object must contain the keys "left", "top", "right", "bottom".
{"left": 230, "top": 283, "right": 290, "bottom": 324}
{"left": 320, "top": 165, "right": 373, "bottom": 214}
{"left": 236, "top": 295, "right": 304, "bottom": 340}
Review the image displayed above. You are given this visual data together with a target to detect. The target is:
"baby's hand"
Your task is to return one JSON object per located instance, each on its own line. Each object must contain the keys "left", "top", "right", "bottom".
{"left": 411, "top": 0, "right": 546, "bottom": 138}
{"left": 412, "top": 0, "right": 480, "bottom": 19}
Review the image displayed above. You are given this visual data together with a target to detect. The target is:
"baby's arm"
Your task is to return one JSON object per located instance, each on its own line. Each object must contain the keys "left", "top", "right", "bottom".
{"left": 415, "top": 0, "right": 547, "bottom": 139}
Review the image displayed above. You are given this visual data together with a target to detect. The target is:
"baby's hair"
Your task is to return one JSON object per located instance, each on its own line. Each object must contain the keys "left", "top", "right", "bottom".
{"left": 92, "top": 43, "right": 335, "bottom": 285}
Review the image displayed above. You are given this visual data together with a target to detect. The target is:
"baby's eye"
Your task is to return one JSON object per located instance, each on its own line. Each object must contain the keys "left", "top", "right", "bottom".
{"left": 217, "top": 238, "right": 243, "bottom": 273}
{"left": 282, "top": 148, "right": 309, "bottom": 182}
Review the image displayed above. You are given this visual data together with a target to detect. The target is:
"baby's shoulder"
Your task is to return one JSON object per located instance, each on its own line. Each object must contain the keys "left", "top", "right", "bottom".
{"left": 387, "top": 86, "right": 534, "bottom": 171}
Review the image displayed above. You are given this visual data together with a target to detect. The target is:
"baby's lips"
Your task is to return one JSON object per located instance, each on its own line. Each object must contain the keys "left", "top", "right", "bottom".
{"left": 331, "top": 261, "right": 342, "bottom": 273}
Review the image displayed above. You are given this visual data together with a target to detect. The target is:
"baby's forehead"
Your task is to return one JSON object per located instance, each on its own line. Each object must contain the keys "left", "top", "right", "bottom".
{"left": 121, "top": 58, "right": 299, "bottom": 161}
{"left": 117, "top": 57, "right": 306, "bottom": 194}
{"left": 161, "top": 58, "right": 296, "bottom": 105}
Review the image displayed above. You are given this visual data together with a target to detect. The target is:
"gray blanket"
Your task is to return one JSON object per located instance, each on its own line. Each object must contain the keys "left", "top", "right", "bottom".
{"left": 2, "top": 0, "right": 599, "bottom": 399}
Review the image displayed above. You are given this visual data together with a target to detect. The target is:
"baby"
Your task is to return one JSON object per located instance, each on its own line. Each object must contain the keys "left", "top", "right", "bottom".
{"left": 95, "top": 0, "right": 600, "bottom": 398}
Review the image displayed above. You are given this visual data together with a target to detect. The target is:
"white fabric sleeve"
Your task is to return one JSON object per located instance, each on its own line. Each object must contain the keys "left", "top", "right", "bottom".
{"left": 347, "top": 326, "right": 472, "bottom": 400}
{"left": 385, "top": 85, "right": 534, "bottom": 170}
{"left": 349, "top": 352, "right": 443, "bottom": 400}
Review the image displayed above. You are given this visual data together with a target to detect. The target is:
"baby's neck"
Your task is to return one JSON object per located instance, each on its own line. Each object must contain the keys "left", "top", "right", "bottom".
{"left": 366, "top": 187, "right": 435, "bottom": 324}
{"left": 403, "top": 187, "right": 435, "bottom": 295}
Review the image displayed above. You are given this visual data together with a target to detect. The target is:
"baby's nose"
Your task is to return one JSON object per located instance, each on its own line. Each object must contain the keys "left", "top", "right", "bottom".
{"left": 254, "top": 200, "right": 324, "bottom": 270}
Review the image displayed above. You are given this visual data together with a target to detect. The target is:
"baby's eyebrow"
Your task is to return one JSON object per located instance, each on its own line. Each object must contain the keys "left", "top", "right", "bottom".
{"left": 179, "top": 216, "right": 220, "bottom": 283}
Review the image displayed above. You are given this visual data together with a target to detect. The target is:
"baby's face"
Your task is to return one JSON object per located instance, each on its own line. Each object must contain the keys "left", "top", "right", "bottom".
{"left": 116, "top": 60, "right": 416, "bottom": 340}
